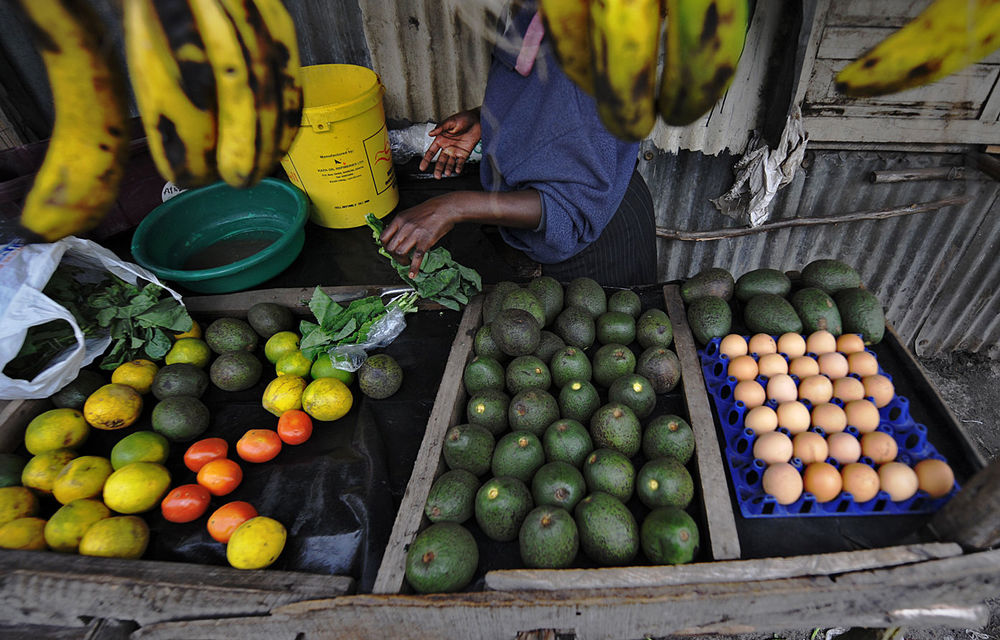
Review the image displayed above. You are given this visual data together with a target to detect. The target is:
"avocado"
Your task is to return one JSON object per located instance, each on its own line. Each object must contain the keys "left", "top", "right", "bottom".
{"left": 642, "top": 414, "right": 695, "bottom": 464}
{"left": 574, "top": 491, "right": 639, "bottom": 566}
{"left": 680, "top": 267, "right": 734, "bottom": 303}
{"left": 508, "top": 388, "right": 560, "bottom": 436}
{"left": 0, "top": 453, "right": 26, "bottom": 488}
{"left": 834, "top": 287, "right": 885, "bottom": 345}
{"left": 636, "top": 457, "right": 694, "bottom": 509}
{"left": 209, "top": 351, "right": 263, "bottom": 392}
{"left": 357, "top": 353, "right": 404, "bottom": 399}
{"left": 589, "top": 402, "right": 641, "bottom": 458}
{"left": 491, "top": 430, "right": 545, "bottom": 483}
{"left": 564, "top": 277, "right": 607, "bottom": 318}
{"left": 735, "top": 268, "right": 792, "bottom": 302}
{"left": 558, "top": 379, "right": 601, "bottom": 424}
{"left": 549, "top": 346, "right": 592, "bottom": 388}
{"left": 442, "top": 423, "right": 495, "bottom": 476}
{"left": 607, "top": 373, "right": 656, "bottom": 419}
{"left": 596, "top": 311, "right": 636, "bottom": 346}
{"left": 474, "top": 324, "right": 507, "bottom": 362}
{"left": 152, "top": 363, "right": 209, "bottom": 400}
{"left": 483, "top": 281, "right": 520, "bottom": 324}
{"left": 583, "top": 448, "right": 635, "bottom": 502}
{"left": 636, "top": 308, "right": 673, "bottom": 350}
{"left": 405, "top": 522, "right": 478, "bottom": 593}
{"left": 533, "top": 330, "right": 566, "bottom": 364}
{"left": 554, "top": 306, "right": 596, "bottom": 350}
{"left": 791, "top": 287, "right": 843, "bottom": 336}
{"left": 607, "top": 290, "right": 642, "bottom": 319}
{"left": 204, "top": 317, "right": 258, "bottom": 354}
{"left": 475, "top": 475, "right": 534, "bottom": 542}
{"left": 542, "top": 419, "right": 594, "bottom": 468}
{"left": 425, "top": 469, "right": 480, "bottom": 524}
{"left": 463, "top": 356, "right": 505, "bottom": 395}
{"left": 531, "top": 461, "right": 586, "bottom": 511}
{"left": 246, "top": 302, "right": 295, "bottom": 339}
{"left": 641, "top": 507, "right": 699, "bottom": 565}
{"left": 591, "top": 343, "right": 636, "bottom": 388}
{"left": 492, "top": 308, "right": 541, "bottom": 357}
{"left": 743, "top": 294, "right": 803, "bottom": 336}
{"left": 151, "top": 396, "right": 210, "bottom": 442}
{"left": 686, "top": 296, "right": 732, "bottom": 346}
{"left": 801, "top": 259, "right": 862, "bottom": 294}
{"left": 51, "top": 370, "right": 105, "bottom": 410}
{"left": 527, "top": 276, "right": 565, "bottom": 327}
{"left": 635, "top": 346, "right": 682, "bottom": 394}
{"left": 500, "top": 288, "right": 547, "bottom": 328}
{"left": 466, "top": 389, "right": 510, "bottom": 436}
{"left": 505, "top": 355, "right": 551, "bottom": 394}
{"left": 519, "top": 505, "right": 579, "bottom": 569}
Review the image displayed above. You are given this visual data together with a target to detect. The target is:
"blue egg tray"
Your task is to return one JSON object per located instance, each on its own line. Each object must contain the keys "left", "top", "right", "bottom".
{"left": 699, "top": 337, "right": 960, "bottom": 518}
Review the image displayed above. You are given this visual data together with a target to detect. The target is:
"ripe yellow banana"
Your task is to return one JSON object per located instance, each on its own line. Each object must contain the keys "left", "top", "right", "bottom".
{"left": 124, "top": 0, "right": 218, "bottom": 188}
{"left": 590, "top": 0, "right": 662, "bottom": 140}
{"left": 539, "top": 0, "right": 595, "bottom": 95}
{"left": 836, "top": 0, "right": 1000, "bottom": 97}
{"left": 249, "top": 0, "right": 303, "bottom": 158}
{"left": 658, "top": 0, "right": 748, "bottom": 126}
{"left": 16, "top": 0, "right": 128, "bottom": 242}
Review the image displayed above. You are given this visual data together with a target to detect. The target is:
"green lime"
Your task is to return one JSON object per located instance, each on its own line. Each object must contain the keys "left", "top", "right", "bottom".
{"left": 275, "top": 350, "right": 313, "bottom": 377}
{"left": 264, "top": 331, "right": 301, "bottom": 364}
{"left": 110, "top": 431, "right": 170, "bottom": 470}
{"left": 310, "top": 353, "right": 356, "bottom": 385}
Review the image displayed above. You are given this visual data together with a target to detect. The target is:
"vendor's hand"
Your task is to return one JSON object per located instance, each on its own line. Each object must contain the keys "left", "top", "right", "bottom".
{"left": 380, "top": 193, "right": 462, "bottom": 278}
{"left": 421, "top": 109, "right": 481, "bottom": 179}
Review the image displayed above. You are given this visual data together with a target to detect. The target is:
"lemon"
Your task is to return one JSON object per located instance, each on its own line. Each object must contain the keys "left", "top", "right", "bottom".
{"left": 165, "top": 338, "right": 212, "bottom": 368}
{"left": 52, "top": 455, "right": 114, "bottom": 505}
{"left": 83, "top": 383, "right": 143, "bottom": 430}
{"left": 44, "top": 499, "right": 111, "bottom": 552}
{"left": 24, "top": 408, "right": 90, "bottom": 455}
{"left": 78, "top": 515, "right": 149, "bottom": 559}
{"left": 103, "top": 462, "right": 171, "bottom": 514}
{"left": 275, "top": 350, "right": 313, "bottom": 377}
{"left": 0, "top": 517, "right": 47, "bottom": 550}
{"left": 0, "top": 486, "right": 39, "bottom": 526}
{"left": 301, "top": 377, "right": 353, "bottom": 422}
{"left": 261, "top": 375, "right": 307, "bottom": 417}
{"left": 264, "top": 331, "right": 300, "bottom": 364}
{"left": 173, "top": 319, "right": 202, "bottom": 340}
{"left": 22, "top": 449, "right": 77, "bottom": 494}
{"left": 110, "top": 430, "right": 170, "bottom": 470}
{"left": 226, "top": 516, "right": 287, "bottom": 569}
{"left": 310, "top": 353, "right": 356, "bottom": 385}
{"left": 111, "top": 359, "right": 159, "bottom": 394}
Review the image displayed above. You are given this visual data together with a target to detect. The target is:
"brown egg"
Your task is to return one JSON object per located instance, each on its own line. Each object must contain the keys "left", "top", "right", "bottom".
{"left": 914, "top": 459, "right": 955, "bottom": 499}
{"left": 744, "top": 405, "right": 778, "bottom": 435}
{"left": 776, "top": 401, "right": 811, "bottom": 434}
{"left": 847, "top": 351, "right": 880, "bottom": 378}
{"left": 719, "top": 334, "right": 749, "bottom": 359}
{"left": 832, "top": 376, "right": 866, "bottom": 403}
{"left": 811, "top": 402, "right": 848, "bottom": 434}
{"left": 734, "top": 380, "right": 767, "bottom": 408}
{"left": 766, "top": 373, "right": 798, "bottom": 404}
{"left": 817, "top": 352, "right": 849, "bottom": 379}
{"left": 803, "top": 462, "right": 843, "bottom": 502}
{"left": 798, "top": 375, "right": 834, "bottom": 405}
{"left": 727, "top": 355, "right": 759, "bottom": 381}
{"left": 788, "top": 356, "right": 820, "bottom": 379}
{"left": 748, "top": 333, "right": 778, "bottom": 356}
{"left": 827, "top": 431, "right": 862, "bottom": 464}
{"left": 836, "top": 333, "right": 866, "bottom": 354}
{"left": 844, "top": 399, "right": 881, "bottom": 433}
{"left": 762, "top": 462, "right": 803, "bottom": 505}
{"left": 860, "top": 431, "right": 898, "bottom": 464}
{"left": 862, "top": 374, "right": 895, "bottom": 408}
{"left": 878, "top": 462, "right": 919, "bottom": 501}
{"left": 793, "top": 431, "right": 829, "bottom": 465}
{"left": 806, "top": 330, "right": 837, "bottom": 355}
{"left": 777, "top": 332, "right": 807, "bottom": 358}
{"left": 758, "top": 353, "right": 789, "bottom": 378}
{"left": 841, "top": 462, "right": 880, "bottom": 502}
{"left": 753, "top": 431, "right": 793, "bottom": 464}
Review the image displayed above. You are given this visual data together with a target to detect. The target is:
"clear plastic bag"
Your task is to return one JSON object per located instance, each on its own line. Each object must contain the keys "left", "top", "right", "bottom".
{"left": 324, "top": 291, "right": 413, "bottom": 371}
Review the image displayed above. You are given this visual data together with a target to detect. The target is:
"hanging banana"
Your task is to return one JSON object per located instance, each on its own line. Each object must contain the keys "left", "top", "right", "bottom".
{"left": 836, "top": 0, "right": 1000, "bottom": 97}
{"left": 539, "top": 0, "right": 595, "bottom": 95}
{"left": 658, "top": 0, "right": 748, "bottom": 126}
{"left": 249, "top": 0, "right": 303, "bottom": 160}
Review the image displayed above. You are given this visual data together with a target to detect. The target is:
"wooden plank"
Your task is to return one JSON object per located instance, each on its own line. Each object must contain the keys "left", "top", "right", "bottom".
{"left": 0, "top": 398, "right": 50, "bottom": 453}
{"left": 371, "top": 295, "right": 483, "bottom": 594}
{"left": 792, "top": 0, "right": 831, "bottom": 110}
{"left": 800, "top": 115, "right": 1000, "bottom": 145}
{"left": 483, "top": 542, "right": 961, "bottom": 591}
{"left": 661, "top": 284, "right": 740, "bottom": 560}
{"left": 930, "top": 460, "right": 1000, "bottom": 549}
{"left": 182, "top": 284, "right": 423, "bottom": 317}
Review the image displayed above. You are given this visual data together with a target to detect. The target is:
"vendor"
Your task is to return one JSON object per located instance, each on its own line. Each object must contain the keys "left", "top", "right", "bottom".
{"left": 379, "top": 0, "right": 657, "bottom": 288}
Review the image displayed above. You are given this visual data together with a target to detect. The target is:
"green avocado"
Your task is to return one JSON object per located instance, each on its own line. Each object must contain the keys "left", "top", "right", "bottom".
{"left": 642, "top": 414, "right": 695, "bottom": 464}
{"left": 554, "top": 306, "right": 596, "bottom": 350}
{"left": 564, "top": 277, "right": 607, "bottom": 318}
{"left": 686, "top": 296, "right": 732, "bottom": 346}
{"left": 405, "top": 522, "right": 478, "bottom": 593}
{"left": 425, "top": 469, "right": 480, "bottom": 524}
{"left": 246, "top": 302, "right": 295, "bottom": 339}
{"left": 636, "top": 457, "right": 694, "bottom": 509}
{"left": 442, "top": 423, "right": 495, "bottom": 476}
{"left": 641, "top": 507, "right": 699, "bottom": 565}
{"left": 607, "top": 373, "right": 656, "bottom": 419}
{"left": 542, "top": 419, "right": 594, "bottom": 468}
{"left": 358, "top": 353, "right": 404, "bottom": 399}
{"left": 519, "top": 505, "right": 579, "bottom": 569}
{"left": 463, "top": 356, "right": 505, "bottom": 396}
{"left": 505, "top": 355, "right": 551, "bottom": 395}
{"left": 465, "top": 388, "right": 510, "bottom": 436}
{"left": 574, "top": 491, "right": 639, "bottom": 566}
{"left": 204, "top": 317, "right": 258, "bottom": 354}
{"left": 636, "top": 308, "right": 673, "bottom": 350}
{"left": 635, "top": 346, "right": 682, "bottom": 395}
{"left": 475, "top": 475, "right": 534, "bottom": 542}
{"left": 531, "top": 460, "right": 586, "bottom": 511}
{"left": 508, "top": 388, "right": 560, "bottom": 436}
{"left": 527, "top": 276, "right": 565, "bottom": 327}
{"left": 209, "top": 350, "right": 263, "bottom": 392}
{"left": 591, "top": 343, "right": 636, "bottom": 388}
{"left": 51, "top": 370, "right": 105, "bottom": 410}
{"left": 680, "top": 267, "right": 734, "bottom": 303}
{"left": 791, "top": 287, "right": 843, "bottom": 336}
{"left": 743, "top": 294, "right": 803, "bottom": 336}
{"left": 589, "top": 402, "right": 641, "bottom": 458}
{"left": 491, "top": 430, "right": 545, "bottom": 483}
{"left": 482, "top": 281, "right": 521, "bottom": 324}
{"left": 596, "top": 311, "right": 636, "bottom": 346}
{"left": 533, "top": 330, "right": 566, "bottom": 364}
{"left": 834, "top": 287, "right": 885, "bottom": 345}
{"left": 151, "top": 363, "right": 209, "bottom": 400}
{"left": 607, "top": 290, "right": 642, "bottom": 319}
{"left": 492, "top": 308, "right": 541, "bottom": 357}
{"left": 474, "top": 324, "right": 507, "bottom": 363}
{"left": 801, "top": 259, "right": 862, "bottom": 294}
{"left": 558, "top": 379, "right": 601, "bottom": 424}
{"left": 549, "top": 346, "right": 592, "bottom": 388}
{"left": 501, "top": 288, "right": 547, "bottom": 328}
{"left": 583, "top": 448, "right": 635, "bottom": 503}
{"left": 151, "top": 395, "right": 210, "bottom": 443}
{"left": 735, "top": 268, "right": 792, "bottom": 303}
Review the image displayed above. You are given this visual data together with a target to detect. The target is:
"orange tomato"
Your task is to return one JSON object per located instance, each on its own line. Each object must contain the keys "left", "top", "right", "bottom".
{"left": 207, "top": 500, "right": 258, "bottom": 543}
{"left": 184, "top": 437, "right": 229, "bottom": 473}
{"left": 161, "top": 483, "right": 211, "bottom": 523}
{"left": 196, "top": 458, "right": 243, "bottom": 496}
{"left": 236, "top": 429, "right": 283, "bottom": 463}
{"left": 277, "top": 410, "right": 313, "bottom": 445}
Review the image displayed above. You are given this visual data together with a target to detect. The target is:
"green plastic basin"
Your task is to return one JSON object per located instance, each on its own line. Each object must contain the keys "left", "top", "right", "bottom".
{"left": 131, "top": 178, "right": 309, "bottom": 294}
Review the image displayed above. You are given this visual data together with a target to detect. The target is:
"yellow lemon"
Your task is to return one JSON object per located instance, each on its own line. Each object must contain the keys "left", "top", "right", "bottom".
{"left": 110, "top": 430, "right": 170, "bottom": 470}
{"left": 44, "top": 499, "right": 111, "bottom": 552}
{"left": 261, "top": 375, "right": 307, "bottom": 417}
{"left": 52, "top": 455, "right": 114, "bottom": 505}
{"left": 111, "top": 359, "right": 159, "bottom": 394}
{"left": 173, "top": 319, "right": 202, "bottom": 340}
{"left": 0, "top": 517, "right": 47, "bottom": 550}
{"left": 301, "top": 377, "right": 353, "bottom": 422}
{"left": 275, "top": 350, "right": 313, "bottom": 377}
{"left": 78, "top": 515, "right": 149, "bottom": 559}
{"left": 22, "top": 449, "right": 77, "bottom": 494}
{"left": 226, "top": 516, "right": 287, "bottom": 569}
{"left": 264, "top": 331, "right": 300, "bottom": 364}
{"left": 0, "top": 486, "right": 39, "bottom": 526}
{"left": 83, "top": 383, "right": 143, "bottom": 430}
{"left": 102, "top": 462, "right": 171, "bottom": 514}
{"left": 165, "top": 338, "right": 212, "bottom": 368}
{"left": 24, "top": 407, "right": 90, "bottom": 455}
{"left": 310, "top": 353, "right": 356, "bottom": 385}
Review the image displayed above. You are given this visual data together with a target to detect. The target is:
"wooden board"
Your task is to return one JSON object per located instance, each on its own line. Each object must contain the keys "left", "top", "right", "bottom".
{"left": 183, "top": 284, "right": 441, "bottom": 317}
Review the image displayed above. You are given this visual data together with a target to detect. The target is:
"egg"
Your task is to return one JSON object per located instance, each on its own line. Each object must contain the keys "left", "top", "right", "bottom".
{"left": 744, "top": 405, "right": 778, "bottom": 435}
{"left": 811, "top": 402, "right": 848, "bottom": 434}
{"left": 798, "top": 374, "right": 834, "bottom": 405}
{"left": 776, "top": 401, "right": 811, "bottom": 434}
{"left": 734, "top": 380, "right": 767, "bottom": 408}
{"left": 748, "top": 333, "right": 778, "bottom": 356}
{"left": 762, "top": 462, "right": 804, "bottom": 505}
{"left": 860, "top": 431, "right": 898, "bottom": 464}
{"left": 878, "top": 462, "right": 919, "bottom": 501}
{"left": 827, "top": 431, "right": 862, "bottom": 464}
{"left": 844, "top": 399, "right": 881, "bottom": 433}
{"left": 719, "top": 333, "right": 749, "bottom": 359}
{"left": 862, "top": 374, "right": 895, "bottom": 408}
{"left": 836, "top": 333, "right": 866, "bottom": 354}
{"left": 832, "top": 376, "right": 866, "bottom": 403}
{"left": 803, "top": 462, "right": 843, "bottom": 502}
{"left": 788, "top": 356, "right": 820, "bottom": 379}
{"left": 793, "top": 431, "right": 829, "bottom": 465}
{"left": 727, "top": 355, "right": 759, "bottom": 382}
{"left": 848, "top": 351, "right": 880, "bottom": 377}
{"left": 914, "top": 459, "right": 955, "bottom": 498}
{"left": 817, "top": 352, "right": 849, "bottom": 379}
{"left": 777, "top": 332, "right": 807, "bottom": 358}
{"left": 841, "top": 462, "right": 880, "bottom": 502}
{"left": 806, "top": 330, "right": 837, "bottom": 355}
{"left": 753, "top": 431, "right": 793, "bottom": 464}
{"left": 766, "top": 373, "right": 798, "bottom": 403}
{"left": 758, "top": 353, "right": 789, "bottom": 378}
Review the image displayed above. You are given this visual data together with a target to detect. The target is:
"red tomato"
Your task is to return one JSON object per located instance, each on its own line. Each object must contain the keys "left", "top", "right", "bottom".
{"left": 207, "top": 501, "right": 258, "bottom": 543}
{"left": 236, "top": 429, "right": 283, "bottom": 463}
{"left": 196, "top": 458, "right": 243, "bottom": 496}
{"left": 184, "top": 437, "right": 229, "bottom": 473}
{"left": 277, "top": 410, "right": 313, "bottom": 445}
{"left": 161, "top": 484, "right": 211, "bottom": 523}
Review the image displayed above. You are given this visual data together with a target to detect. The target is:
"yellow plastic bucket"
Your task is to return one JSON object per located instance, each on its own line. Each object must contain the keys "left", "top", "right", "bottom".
{"left": 280, "top": 64, "right": 399, "bottom": 228}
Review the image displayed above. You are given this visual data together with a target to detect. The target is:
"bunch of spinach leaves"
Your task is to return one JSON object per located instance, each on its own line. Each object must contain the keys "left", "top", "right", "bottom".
{"left": 298, "top": 286, "right": 418, "bottom": 360}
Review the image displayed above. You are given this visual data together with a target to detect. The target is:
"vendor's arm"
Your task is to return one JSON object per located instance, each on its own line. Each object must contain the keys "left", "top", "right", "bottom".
{"left": 420, "top": 108, "right": 482, "bottom": 179}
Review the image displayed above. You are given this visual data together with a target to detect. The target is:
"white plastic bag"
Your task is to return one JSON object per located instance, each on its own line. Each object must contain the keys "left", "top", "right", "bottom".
{"left": 0, "top": 236, "right": 182, "bottom": 399}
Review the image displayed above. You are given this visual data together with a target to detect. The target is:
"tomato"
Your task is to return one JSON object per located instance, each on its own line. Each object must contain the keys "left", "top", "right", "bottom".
{"left": 184, "top": 437, "right": 229, "bottom": 473}
{"left": 236, "top": 429, "right": 283, "bottom": 463}
{"left": 161, "top": 484, "right": 211, "bottom": 523}
{"left": 207, "top": 500, "right": 258, "bottom": 543}
{"left": 276, "top": 410, "right": 313, "bottom": 445}
{"left": 196, "top": 458, "right": 243, "bottom": 496}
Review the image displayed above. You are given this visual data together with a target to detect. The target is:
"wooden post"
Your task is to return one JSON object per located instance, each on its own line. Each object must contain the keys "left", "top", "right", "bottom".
{"left": 929, "top": 460, "right": 1000, "bottom": 549}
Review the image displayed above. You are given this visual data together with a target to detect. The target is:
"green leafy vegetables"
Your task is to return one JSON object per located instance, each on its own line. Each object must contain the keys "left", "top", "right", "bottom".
{"left": 298, "top": 286, "right": 418, "bottom": 361}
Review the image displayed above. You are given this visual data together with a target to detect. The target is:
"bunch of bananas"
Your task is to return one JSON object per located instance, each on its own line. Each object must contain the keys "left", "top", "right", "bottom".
{"left": 540, "top": 0, "right": 749, "bottom": 141}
